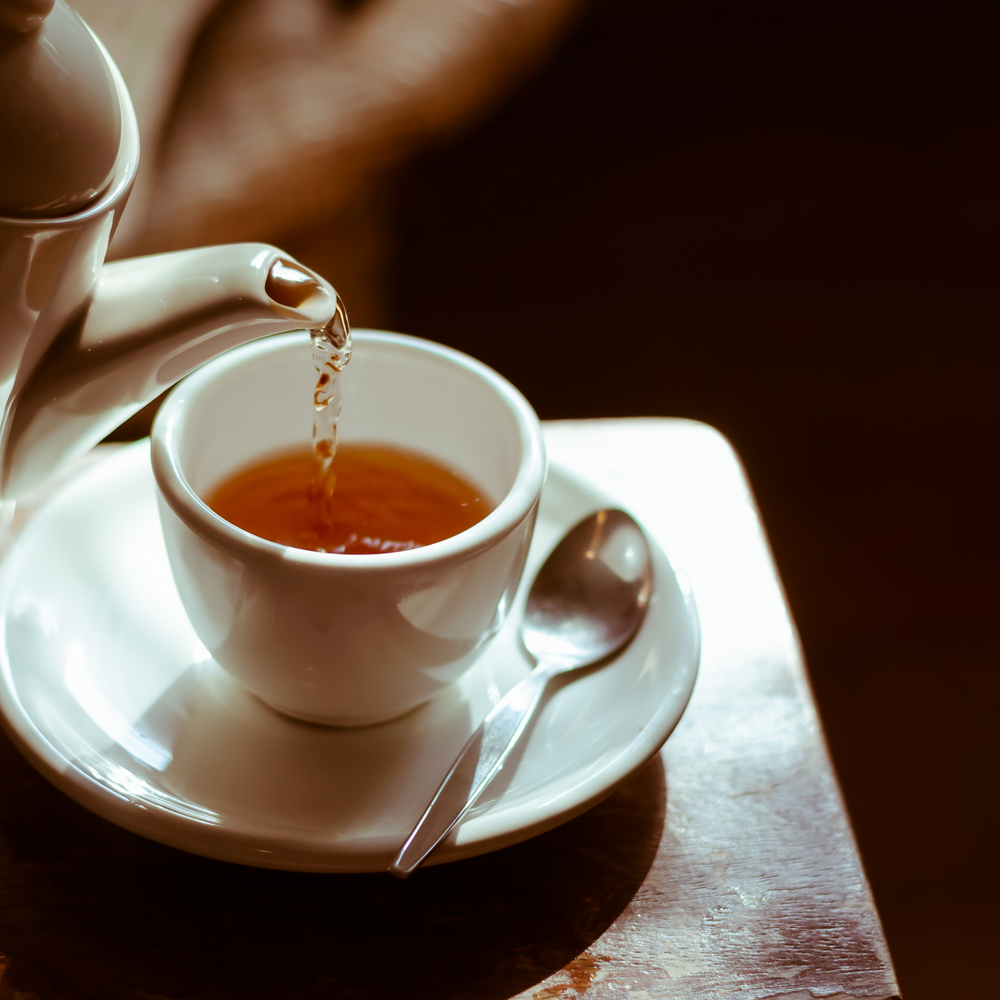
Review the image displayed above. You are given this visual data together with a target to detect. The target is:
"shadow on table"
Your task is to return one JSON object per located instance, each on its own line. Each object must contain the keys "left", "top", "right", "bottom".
{"left": 0, "top": 728, "right": 666, "bottom": 999}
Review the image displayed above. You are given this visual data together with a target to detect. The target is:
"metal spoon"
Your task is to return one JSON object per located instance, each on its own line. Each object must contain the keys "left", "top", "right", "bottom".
{"left": 388, "top": 508, "right": 653, "bottom": 877}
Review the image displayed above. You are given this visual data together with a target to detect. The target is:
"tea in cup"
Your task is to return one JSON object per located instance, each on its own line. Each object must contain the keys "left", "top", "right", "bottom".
{"left": 151, "top": 331, "right": 546, "bottom": 725}
{"left": 206, "top": 443, "right": 494, "bottom": 555}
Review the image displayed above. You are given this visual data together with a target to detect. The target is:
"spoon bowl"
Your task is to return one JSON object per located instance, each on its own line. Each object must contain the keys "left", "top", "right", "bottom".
{"left": 523, "top": 509, "right": 652, "bottom": 664}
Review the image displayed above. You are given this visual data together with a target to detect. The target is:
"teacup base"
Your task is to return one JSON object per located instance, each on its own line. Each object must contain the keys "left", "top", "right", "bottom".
{"left": 259, "top": 695, "right": 427, "bottom": 728}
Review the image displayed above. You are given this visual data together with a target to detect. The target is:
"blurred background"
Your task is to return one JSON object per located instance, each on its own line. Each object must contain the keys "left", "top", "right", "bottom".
{"left": 91, "top": 0, "right": 998, "bottom": 995}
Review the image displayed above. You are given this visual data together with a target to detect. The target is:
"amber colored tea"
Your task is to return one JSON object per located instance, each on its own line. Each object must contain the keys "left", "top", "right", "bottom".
{"left": 207, "top": 444, "right": 492, "bottom": 555}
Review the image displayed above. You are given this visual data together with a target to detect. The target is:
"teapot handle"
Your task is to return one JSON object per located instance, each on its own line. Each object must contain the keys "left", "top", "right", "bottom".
{"left": 1, "top": 243, "right": 340, "bottom": 498}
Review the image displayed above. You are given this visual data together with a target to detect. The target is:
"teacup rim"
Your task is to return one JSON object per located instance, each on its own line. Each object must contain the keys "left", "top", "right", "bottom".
{"left": 151, "top": 330, "right": 546, "bottom": 569}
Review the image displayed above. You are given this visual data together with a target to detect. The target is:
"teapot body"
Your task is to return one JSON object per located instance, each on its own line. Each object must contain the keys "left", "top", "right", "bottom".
{"left": 0, "top": 9, "right": 342, "bottom": 502}
{"left": 0, "top": 28, "right": 138, "bottom": 434}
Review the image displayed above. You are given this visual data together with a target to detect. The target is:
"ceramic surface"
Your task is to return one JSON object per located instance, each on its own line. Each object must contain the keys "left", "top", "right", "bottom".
{"left": 152, "top": 331, "right": 546, "bottom": 724}
{"left": 0, "top": 443, "right": 699, "bottom": 872}
{"left": 0, "top": 1, "right": 121, "bottom": 217}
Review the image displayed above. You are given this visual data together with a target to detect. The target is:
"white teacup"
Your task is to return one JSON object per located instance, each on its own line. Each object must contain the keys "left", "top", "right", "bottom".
{"left": 151, "top": 331, "right": 545, "bottom": 725}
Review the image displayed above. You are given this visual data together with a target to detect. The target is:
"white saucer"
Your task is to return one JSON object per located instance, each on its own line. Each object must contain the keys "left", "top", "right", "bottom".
{"left": 0, "top": 442, "right": 699, "bottom": 872}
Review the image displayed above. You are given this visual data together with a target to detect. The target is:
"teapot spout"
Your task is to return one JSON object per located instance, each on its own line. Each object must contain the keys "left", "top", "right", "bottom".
{"left": 1, "top": 243, "right": 342, "bottom": 498}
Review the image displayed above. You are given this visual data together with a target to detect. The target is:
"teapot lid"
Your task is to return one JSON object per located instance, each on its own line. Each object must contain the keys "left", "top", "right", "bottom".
{"left": 0, "top": 0, "right": 122, "bottom": 218}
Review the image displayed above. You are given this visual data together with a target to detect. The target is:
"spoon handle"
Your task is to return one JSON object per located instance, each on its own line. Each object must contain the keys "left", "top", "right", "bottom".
{"left": 388, "top": 661, "right": 559, "bottom": 877}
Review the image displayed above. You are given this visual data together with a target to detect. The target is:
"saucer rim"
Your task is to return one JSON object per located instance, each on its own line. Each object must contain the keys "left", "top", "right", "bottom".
{"left": 0, "top": 442, "right": 700, "bottom": 872}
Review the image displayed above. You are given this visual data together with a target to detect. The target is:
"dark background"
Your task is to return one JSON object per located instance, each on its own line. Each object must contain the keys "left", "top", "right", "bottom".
{"left": 384, "top": 0, "right": 999, "bottom": 996}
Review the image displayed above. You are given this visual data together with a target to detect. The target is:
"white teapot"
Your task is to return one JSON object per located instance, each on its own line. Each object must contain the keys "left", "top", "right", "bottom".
{"left": 0, "top": 0, "right": 342, "bottom": 506}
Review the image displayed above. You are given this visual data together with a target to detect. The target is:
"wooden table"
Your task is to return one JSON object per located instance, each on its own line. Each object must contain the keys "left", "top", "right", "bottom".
{"left": 0, "top": 419, "right": 900, "bottom": 999}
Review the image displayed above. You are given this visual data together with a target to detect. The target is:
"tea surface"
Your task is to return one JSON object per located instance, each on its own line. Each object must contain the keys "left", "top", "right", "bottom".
{"left": 206, "top": 445, "right": 492, "bottom": 554}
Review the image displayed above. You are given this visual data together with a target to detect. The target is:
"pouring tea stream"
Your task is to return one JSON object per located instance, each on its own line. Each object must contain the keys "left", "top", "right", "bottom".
{"left": 0, "top": 0, "right": 344, "bottom": 507}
